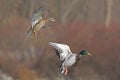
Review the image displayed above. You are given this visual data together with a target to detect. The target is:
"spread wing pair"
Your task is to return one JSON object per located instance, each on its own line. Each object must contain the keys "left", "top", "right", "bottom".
{"left": 49, "top": 42, "right": 72, "bottom": 61}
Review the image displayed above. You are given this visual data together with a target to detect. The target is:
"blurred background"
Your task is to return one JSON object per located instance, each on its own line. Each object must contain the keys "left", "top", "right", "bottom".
{"left": 0, "top": 0, "right": 120, "bottom": 80}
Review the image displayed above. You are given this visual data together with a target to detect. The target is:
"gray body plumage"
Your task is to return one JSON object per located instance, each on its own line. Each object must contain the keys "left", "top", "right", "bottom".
{"left": 49, "top": 42, "right": 81, "bottom": 74}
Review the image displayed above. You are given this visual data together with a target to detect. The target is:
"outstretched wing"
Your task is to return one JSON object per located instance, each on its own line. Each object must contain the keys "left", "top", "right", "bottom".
{"left": 31, "top": 7, "right": 44, "bottom": 27}
{"left": 49, "top": 42, "right": 72, "bottom": 61}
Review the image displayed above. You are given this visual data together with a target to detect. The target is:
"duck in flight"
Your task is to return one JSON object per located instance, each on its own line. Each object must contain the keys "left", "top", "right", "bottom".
{"left": 49, "top": 42, "right": 92, "bottom": 76}
{"left": 26, "top": 7, "right": 55, "bottom": 38}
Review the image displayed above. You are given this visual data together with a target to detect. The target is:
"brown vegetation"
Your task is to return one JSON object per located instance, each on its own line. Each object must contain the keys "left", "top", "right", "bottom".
{"left": 0, "top": 0, "right": 120, "bottom": 80}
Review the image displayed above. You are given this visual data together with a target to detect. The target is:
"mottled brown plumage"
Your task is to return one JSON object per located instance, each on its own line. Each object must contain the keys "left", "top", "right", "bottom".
{"left": 26, "top": 7, "right": 55, "bottom": 38}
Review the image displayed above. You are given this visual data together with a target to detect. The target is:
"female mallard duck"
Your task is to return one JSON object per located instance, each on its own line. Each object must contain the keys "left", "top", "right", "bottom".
{"left": 49, "top": 42, "right": 92, "bottom": 76}
{"left": 26, "top": 7, "right": 55, "bottom": 38}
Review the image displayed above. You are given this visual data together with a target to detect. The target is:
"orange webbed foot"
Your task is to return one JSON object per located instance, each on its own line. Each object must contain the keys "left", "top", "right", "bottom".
{"left": 33, "top": 31, "right": 37, "bottom": 39}
{"left": 64, "top": 67, "right": 68, "bottom": 76}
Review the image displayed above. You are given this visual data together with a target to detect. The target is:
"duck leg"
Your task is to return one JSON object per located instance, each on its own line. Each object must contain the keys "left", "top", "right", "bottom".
{"left": 64, "top": 66, "right": 68, "bottom": 76}
{"left": 33, "top": 31, "right": 37, "bottom": 38}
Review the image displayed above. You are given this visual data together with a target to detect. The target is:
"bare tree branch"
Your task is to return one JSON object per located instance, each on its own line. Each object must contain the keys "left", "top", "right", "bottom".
{"left": 105, "top": 0, "right": 113, "bottom": 28}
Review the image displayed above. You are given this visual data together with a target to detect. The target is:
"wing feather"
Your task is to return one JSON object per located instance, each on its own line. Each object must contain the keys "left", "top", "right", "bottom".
{"left": 31, "top": 7, "right": 44, "bottom": 27}
{"left": 49, "top": 42, "right": 72, "bottom": 61}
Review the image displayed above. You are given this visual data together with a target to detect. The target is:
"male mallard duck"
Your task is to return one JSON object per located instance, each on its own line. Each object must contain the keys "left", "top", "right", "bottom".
{"left": 49, "top": 42, "right": 92, "bottom": 76}
{"left": 26, "top": 7, "right": 55, "bottom": 38}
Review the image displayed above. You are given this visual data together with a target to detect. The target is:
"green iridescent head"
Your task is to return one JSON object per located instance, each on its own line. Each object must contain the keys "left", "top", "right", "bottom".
{"left": 79, "top": 50, "right": 92, "bottom": 56}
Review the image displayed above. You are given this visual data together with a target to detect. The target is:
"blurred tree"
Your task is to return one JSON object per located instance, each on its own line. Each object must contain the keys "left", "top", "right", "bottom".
{"left": 105, "top": 0, "right": 113, "bottom": 28}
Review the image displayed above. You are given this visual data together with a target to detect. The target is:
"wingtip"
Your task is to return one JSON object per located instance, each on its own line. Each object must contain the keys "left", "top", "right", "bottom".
{"left": 49, "top": 42, "right": 58, "bottom": 46}
{"left": 49, "top": 42, "right": 53, "bottom": 45}
{"left": 49, "top": 42, "right": 62, "bottom": 46}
